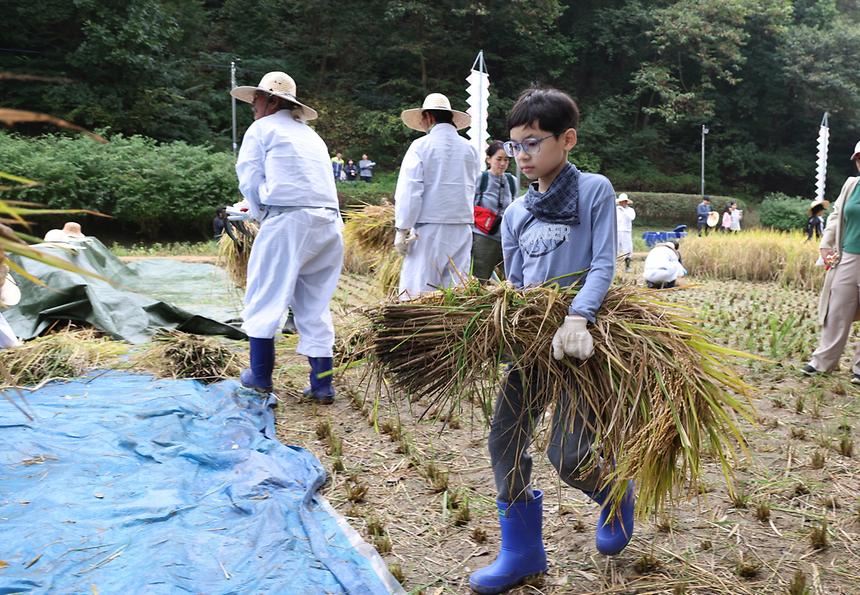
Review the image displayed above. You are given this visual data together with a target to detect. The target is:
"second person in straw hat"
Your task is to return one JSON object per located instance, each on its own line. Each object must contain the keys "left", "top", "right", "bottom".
{"left": 615, "top": 193, "right": 635, "bottom": 271}
{"left": 231, "top": 71, "right": 344, "bottom": 404}
{"left": 393, "top": 93, "right": 480, "bottom": 298}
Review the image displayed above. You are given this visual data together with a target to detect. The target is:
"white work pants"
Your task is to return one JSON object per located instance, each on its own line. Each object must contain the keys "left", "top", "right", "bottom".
{"left": 398, "top": 223, "right": 471, "bottom": 299}
{"left": 242, "top": 208, "right": 343, "bottom": 357}
{"left": 617, "top": 231, "right": 633, "bottom": 256}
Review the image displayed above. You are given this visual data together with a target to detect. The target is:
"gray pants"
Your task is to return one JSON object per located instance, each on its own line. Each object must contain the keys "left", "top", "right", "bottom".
{"left": 489, "top": 367, "right": 601, "bottom": 502}
{"left": 810, "top": 252, "right": 860, "bottom": 374}
{"left": 471, "top": 233, "right": 503, "bottom": 281}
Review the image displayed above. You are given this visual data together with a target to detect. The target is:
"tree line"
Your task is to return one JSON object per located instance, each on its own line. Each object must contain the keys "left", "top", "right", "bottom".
{"left": 3, "top": 0, "right": 859, "bottom": 199}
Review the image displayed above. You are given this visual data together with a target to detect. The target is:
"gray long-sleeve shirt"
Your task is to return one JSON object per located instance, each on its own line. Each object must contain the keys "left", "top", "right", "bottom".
{"left": 501, "top": 170, "right": 617, "bottom": 322}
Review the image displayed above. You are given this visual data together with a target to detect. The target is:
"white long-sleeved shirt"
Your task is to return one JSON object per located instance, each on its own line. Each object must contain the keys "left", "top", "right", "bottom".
{"left": 643, "top": 244, "right": 685, "bottom": 284}
{"left": 394, "top": 123, "right": 480, "bottom": 229}
{"left": 235, "top": 110, "right": 338, "bottom": 219}
{"left": 616, "top": 205, "right": 635, "bottom": 233}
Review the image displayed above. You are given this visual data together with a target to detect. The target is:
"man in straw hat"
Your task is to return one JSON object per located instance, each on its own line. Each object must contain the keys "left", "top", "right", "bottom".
{"left": 615, "top": 193, "right": 635, "bottom": 272}
{"left": 231, "top": 71, "right": 343, "bottom": 404}
{"left": 394, "top": 93, "right": 480, "bottom": 298}
{"left": 43, "top": 222, "right": 86, "bottom": 243}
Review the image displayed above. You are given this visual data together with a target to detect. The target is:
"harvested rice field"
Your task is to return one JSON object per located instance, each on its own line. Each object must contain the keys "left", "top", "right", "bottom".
{"left": 270, "top": 266, "right": 860, "bottom": 594}
{"left": 9, "top": 260, "right": 860, "bottom": 594}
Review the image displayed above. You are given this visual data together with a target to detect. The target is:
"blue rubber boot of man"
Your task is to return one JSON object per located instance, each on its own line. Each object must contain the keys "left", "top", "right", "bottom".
{"left": 468, "top": 490, "right": 547, "bottom": 594}
{"left": 587, "top": 480, "right": 635, "bottom": 556}
{"left": 240, "top": 337, "right": 274, "bottom": 393}
{"left": 303, "top": 356, "right": 335, "bottom": 404}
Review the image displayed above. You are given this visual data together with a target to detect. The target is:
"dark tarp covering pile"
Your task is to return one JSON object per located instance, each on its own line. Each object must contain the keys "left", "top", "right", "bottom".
{"left": 0, "top": 372, "right": 402, "bottom": 594}
{"left": 4, "top": 238, "right": 245, "bottom": 343}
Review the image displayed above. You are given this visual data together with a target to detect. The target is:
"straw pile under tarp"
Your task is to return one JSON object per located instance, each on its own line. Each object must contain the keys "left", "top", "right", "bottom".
{"left": 217, "top": 221, "right": 258, "bottom": 289}
{"left": 340, "top": 280, "right": 756, "bottom": 516}
{"left": 135, "top": 329, "right": 245, "bottom": 383}
{"left": 0, "top": 328, "right": 126, "bottom": 388}
{"left": 342, "top": 203, "right": 402, "bottom": 294}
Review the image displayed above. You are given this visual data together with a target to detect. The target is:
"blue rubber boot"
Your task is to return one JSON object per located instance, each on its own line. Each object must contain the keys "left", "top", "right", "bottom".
{"left": 468, "top": 490, "right": 547, "bottom": 594}
{"left": 240, "top": 337, "right": 274, "bottom": 393}
{"left": 303, "top": 356, "right": 335, "bottom": 405}
{"left": 588, "top": 480, "right": 635, "bottom": 556}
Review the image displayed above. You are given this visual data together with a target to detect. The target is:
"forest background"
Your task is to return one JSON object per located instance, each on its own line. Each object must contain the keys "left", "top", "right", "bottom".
{"left": 2, "top": 0, "right": 859, "bottom": 238}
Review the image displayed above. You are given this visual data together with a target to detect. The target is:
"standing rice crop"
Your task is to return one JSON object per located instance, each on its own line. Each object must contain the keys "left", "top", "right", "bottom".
{"left": 682, "top": 230, "right": 822, "bottom": 291}
{"left": 341, "top": 280, "right": 757, "bottom": 516}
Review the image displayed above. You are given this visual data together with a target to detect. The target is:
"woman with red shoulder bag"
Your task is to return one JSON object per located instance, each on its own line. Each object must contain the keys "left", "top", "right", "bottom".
{"left": 472, "top": 140, "right": 520, "bottom": 280}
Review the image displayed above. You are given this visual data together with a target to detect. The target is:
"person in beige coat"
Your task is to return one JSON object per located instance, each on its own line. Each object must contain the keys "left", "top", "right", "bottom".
{"left": 803, "top": 140, "right": 860, "bottom": 382}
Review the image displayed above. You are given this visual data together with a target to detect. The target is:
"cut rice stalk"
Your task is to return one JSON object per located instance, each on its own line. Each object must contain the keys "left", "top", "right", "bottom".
{"left": 136, "top": 329, "right": 245, "bottom": 383}
{"left": 340, "top": 279, "right": 759, "bottom": 516}
{"left": 0, "top": 328, "right": 126, "bottom": 388}
{"left": 217, "top": 221, "right": 258, "bottom": 289}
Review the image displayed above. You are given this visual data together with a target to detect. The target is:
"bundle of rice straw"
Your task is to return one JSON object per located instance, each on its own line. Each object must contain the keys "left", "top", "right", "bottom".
{"left": 0, "top": 328, "right": 126, "bottom": 388}
{"left": 343, "top": 203, "right": 396, "bottom": 254}
{"left": 217, "top": 221, "right": 258, "bottom": 289}
{"left": 342, "top": 203, "right": 402, "bottom": 294}
{"left": 341, "top": 280, "right": 756, "bottom": 515}
{"left": 137, "top": 329, "right": 245, "bottom": 383}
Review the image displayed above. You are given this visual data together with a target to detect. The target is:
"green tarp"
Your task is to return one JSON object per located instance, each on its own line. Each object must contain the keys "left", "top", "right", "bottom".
{"left": 5, "top": 238, "right": 246, "bottom": 343}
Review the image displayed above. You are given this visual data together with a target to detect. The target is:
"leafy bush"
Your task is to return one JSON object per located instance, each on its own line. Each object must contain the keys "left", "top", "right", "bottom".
{"left": 0, "top": 132, "right": 238, "bottom": 239}
{"left": 758, "top": 193, "right": 812, "bottom": 231}
{"left": 621, "top": 192, "right": 746, "bottom": 228}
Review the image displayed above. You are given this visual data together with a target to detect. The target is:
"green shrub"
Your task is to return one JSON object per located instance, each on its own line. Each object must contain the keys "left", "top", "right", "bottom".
{"left": 621, "top": 192, "right": 746, "bottom": 229}
{"left": 0, "top": 132, "right": 237, "bottom": 239}
{"left": 758, "top": 193, "right": 812, "bottom": 231}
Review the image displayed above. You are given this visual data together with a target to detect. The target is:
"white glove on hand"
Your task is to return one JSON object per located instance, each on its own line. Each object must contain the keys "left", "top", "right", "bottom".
{"left": 551, "top": 315, "right": 594, "bottom": 361}
{"left": 394, "top": 228, "right": 418, "bottom": 256}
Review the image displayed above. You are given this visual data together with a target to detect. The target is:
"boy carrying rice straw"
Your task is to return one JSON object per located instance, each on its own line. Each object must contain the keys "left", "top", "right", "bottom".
{"left": 470, "top": 87, "right": 631, "bottom": 594}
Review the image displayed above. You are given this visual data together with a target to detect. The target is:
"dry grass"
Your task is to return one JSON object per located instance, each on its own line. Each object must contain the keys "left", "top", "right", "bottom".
{"left": 342, "top": 203, "right": 401, "bottom": 294}
{"left": 135, "top": 329, "right": 245, "bottom": 383}
{"left": 683, "top": 230, "right": 823, "bottom": 290}
{"left": 341, "top": 279, "right": 757, "bottom": 516}
{"left": 0, "top": 329, "right": 126, "bottom": 388}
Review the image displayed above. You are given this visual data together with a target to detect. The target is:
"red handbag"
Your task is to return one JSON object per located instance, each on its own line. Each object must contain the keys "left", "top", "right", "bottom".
{"left": 473, "top": 205, "right": 499, "bottom": 234}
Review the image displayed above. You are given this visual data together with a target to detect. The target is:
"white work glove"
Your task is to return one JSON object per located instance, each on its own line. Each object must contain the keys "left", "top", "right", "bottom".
{"left": 551, "top": 315, "right": 594, "bottom": 361}
{"left": 394, "top": 228, "right": 418, "bottom": 256}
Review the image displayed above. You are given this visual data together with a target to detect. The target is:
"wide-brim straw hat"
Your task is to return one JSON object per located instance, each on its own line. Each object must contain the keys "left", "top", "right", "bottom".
{"left": 809, "top": 198, "right": 830, "bottom": 214}
{"left": 230, "top": 72, "right": 318, "bottom": 122}
{"left": 62, "top": 222, "right": 84, "bottom": 238}
{"left": 707, "top": 211, "right": 719, "bottom": 227}
{"left": 1, "top": 275, "right": 20, "bottom": 307}
{"left": 400, "top": 93, "right": 470, "bottom": 132}
{"left": 851, "top": 140, "right": 860, "bottom": 161}
{"left": 616, "top": 193, "right": 632, "bottom": 204}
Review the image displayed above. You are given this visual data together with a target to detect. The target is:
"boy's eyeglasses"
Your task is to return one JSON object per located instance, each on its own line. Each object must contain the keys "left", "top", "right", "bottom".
{"left": 503, "top": 134, "right": 555, "bottom": 157}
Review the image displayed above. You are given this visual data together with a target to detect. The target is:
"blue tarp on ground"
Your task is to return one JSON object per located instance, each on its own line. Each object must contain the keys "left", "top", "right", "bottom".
{"left": 0, "top": 372, "right": 400, "bottom": 594}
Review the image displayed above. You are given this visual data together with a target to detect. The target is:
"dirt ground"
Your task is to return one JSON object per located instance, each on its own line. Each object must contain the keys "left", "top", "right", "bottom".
{"left": 271, "top": 268, "right": 860, "bottom": 595}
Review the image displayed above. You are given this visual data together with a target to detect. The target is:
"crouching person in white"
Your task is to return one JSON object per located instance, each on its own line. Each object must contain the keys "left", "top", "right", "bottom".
{"left": 394, "top": 93, "right": 480, "bottom": 298}
{"left": 232, "top": 71, "right": 343, "bottom": 403}
{"left": 642, "top": 241, "right": 685, "bottom": 289}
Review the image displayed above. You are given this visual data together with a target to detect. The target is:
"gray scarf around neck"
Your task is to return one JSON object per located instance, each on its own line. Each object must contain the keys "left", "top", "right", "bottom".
{"left": 522, "top": 163, "right": 580, "bottom": 225}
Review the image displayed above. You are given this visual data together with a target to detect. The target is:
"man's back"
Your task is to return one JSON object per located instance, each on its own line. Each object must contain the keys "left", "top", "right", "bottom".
{"left": 394, "top": 123, "right": 479, "bottom": 226}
